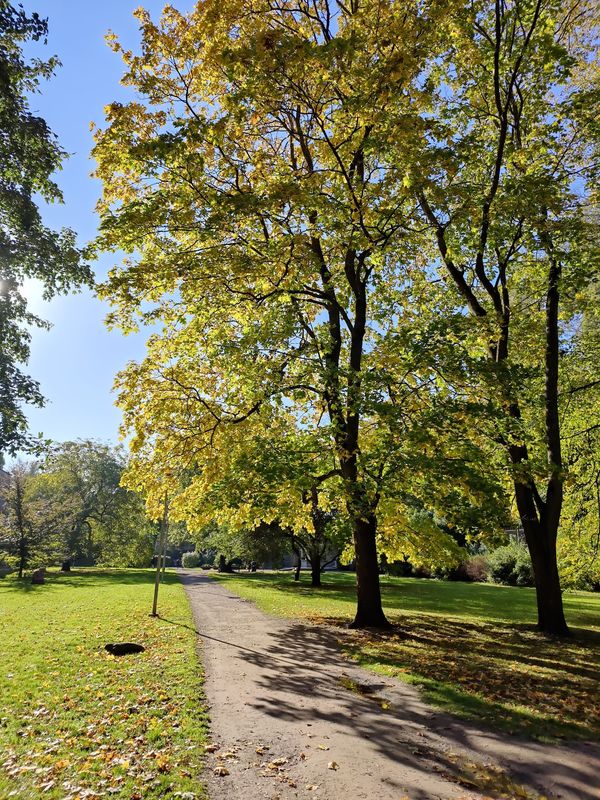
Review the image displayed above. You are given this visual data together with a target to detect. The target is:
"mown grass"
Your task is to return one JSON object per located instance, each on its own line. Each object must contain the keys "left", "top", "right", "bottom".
{"left": 212, "top": 570, "right": 600, "bottom": 742}
{"left": 0, "top": 569, "right": 207, "bottom": 800}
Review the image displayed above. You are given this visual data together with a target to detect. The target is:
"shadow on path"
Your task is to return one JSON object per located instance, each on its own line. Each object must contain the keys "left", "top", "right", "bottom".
{"left": 178, "top": 569, "right": 600, "bottom": 800}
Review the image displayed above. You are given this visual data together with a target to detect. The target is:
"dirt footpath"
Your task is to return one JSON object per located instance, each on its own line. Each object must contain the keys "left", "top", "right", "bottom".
{"left": 179, "top": 570, "right": 599, "bottom": 800}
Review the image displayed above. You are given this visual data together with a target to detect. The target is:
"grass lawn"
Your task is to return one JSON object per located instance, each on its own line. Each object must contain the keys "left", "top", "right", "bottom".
{"left": 0, "top": 569, "right": 207, "bottom": 800}
{"left": 212, "top": 571, "right": 600, "bottom": 742}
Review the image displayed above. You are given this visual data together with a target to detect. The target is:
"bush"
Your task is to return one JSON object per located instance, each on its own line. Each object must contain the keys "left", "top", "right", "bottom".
{"left": 201, "top": 563, "right": 213, "bottom": 570}
{"left": 181, "top": 551, "right": 201, "bottom": 568}
{"left": 463, "top": 555, "right": 489, "bottom": 582}
{"left": 488, "top": 543, "right": 533, "bottom": 587}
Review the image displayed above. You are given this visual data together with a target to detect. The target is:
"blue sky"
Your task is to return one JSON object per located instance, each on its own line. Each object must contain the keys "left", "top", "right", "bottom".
{"left": 20, "top": 1, "right": 191, "bottom": 449}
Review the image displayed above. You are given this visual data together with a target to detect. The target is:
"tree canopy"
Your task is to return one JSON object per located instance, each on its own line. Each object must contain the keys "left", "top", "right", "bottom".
{"left": 0, "top": 440, "right": 157, "bottom": 572}
{"left": 0, "top": 2, "right": 91, "bottom": 455}
{"left": 93, "top": 0, "right": 599, "bottom": 631}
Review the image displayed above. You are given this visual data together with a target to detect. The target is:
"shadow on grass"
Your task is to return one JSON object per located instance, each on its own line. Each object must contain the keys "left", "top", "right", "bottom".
{"left": 178, "top": 571, "right": 600, "bottom": 800}
{"left": 340, "top": 613, "right": 600, "bottom": 742}
{"left": 209, "top": 571, "right": 600, "bottom": 742}
{"left": 213, "top": 570, "right": 600, "bottom": 630}
{"left": 0, "top": 568, "right": 180, "bottom": 594}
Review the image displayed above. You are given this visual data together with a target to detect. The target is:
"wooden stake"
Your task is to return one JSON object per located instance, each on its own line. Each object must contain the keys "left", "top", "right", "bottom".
{"left": 151, "top": 494, "right": 169, "bottom": 617}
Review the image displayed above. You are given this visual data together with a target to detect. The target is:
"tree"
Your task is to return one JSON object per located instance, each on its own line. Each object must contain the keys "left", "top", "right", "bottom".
{"left": 37, "top": 440, "right": 155, "bottom": 567}
{"left": 558, "top": 282, "right": 600, "bottom": 589}
{"left": 405, "top": 0, "right": 599, "bottom": 633}
{"left": 0, "top": 3, "right": 91, "bottom": 454}
{"left": 93, "top": 0, "right": 464, "bottom": 628}
{"left": 193, "top": 521, "right": 292, "bottom": 571}
{"left": 0, "top": 462, "right": 75, "bottom": 576}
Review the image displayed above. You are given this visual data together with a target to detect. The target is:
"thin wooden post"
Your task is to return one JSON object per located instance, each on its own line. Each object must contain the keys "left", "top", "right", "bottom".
{"left": 151, "top": 494, "right": 169, "bottom": 617}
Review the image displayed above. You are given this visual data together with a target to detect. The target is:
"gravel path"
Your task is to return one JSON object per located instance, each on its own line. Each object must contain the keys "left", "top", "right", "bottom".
{"left": 179, "top": 570, "right": 599, "bottom": 800}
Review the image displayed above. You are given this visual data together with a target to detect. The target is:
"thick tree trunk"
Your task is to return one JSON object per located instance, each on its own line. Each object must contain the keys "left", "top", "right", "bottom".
{"left": 310, "top": 557, "right": 321, "bottom": 588}
{"left": 350, "top": 515, "right": 390, "bottom": 629}
{"left": 520, "top": 507, "right": 568, "bottom": 635}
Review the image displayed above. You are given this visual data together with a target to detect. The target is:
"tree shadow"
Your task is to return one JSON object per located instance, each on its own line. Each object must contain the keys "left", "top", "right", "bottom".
{"left": 178, "top": 572, "right": 600, "bottom": 800}
{"left": 339, "top": 613, "right": 600, "bottom": 741}
{"left": 0, "top": 568, "right": 180, "bottom": 594}
{"left": 212, "top": 570, "right": 600, "bottom": 631}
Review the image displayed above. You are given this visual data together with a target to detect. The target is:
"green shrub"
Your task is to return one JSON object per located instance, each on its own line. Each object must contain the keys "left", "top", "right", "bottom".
{"left": 181, "top": 551, "right": 201, "bottom": 568}
{"left": 488, "top": 543, "right": 533, "bottom": 587}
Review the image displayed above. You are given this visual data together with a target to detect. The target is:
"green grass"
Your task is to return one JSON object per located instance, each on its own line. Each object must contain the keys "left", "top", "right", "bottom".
{"left": 0, "top": 569, "right": 207, "bottom": 800}
{"left": 212, "top": 571, "right": 600, "bottom": 742}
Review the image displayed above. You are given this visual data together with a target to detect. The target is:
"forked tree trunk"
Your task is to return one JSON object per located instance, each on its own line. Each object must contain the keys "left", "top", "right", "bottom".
{"left": 510, "top": 241, "right": 568, "bottom": 637}
{"left": 517, "top": 495, "right": 568, "bottom": 635}
{"left": 350, "top": 515, "right": 390, "bottom": 629}
{"left": 513, "top": 478, "right": 568, "bottom": 634}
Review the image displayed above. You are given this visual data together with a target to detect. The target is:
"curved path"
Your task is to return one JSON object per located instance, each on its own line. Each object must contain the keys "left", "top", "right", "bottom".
{"left": 179, "top": 570, "right": 599, "bottom": 800}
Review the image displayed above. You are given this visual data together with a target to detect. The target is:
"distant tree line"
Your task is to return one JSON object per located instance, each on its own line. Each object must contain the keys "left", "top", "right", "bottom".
{"left": 0, "top": 440, "right": 156, "bottom": 575}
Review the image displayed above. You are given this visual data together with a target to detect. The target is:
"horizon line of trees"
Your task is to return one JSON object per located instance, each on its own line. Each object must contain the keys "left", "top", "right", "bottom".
{"left": 0, "top": 440, "right": 158, "bottom": 576}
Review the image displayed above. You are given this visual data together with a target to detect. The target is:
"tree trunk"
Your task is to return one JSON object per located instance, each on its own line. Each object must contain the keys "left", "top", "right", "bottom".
{"left": 18, "top": 532, "right": 25, "bottom": 578}
{"left": 310, "top": 556, "right": 321, "bottom": 588}
{"left": 350, "top": 515, "right": 390, "bottom": 628}
{"left": 520, "top": 505, "right": 568, "bottom": 635}
{"left": 218, "top": 554, "right": 233, "bottom": 573}
{"left": 15, "top": 478, "right": 26, "bottom": 579}
{"left": 293, "top": 547, "right": 301, "bottom": 581}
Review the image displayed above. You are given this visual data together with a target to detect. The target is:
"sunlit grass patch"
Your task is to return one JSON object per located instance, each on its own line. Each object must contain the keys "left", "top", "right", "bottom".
{"left": 0, "top": 569, "right": 207, "bottom": 799}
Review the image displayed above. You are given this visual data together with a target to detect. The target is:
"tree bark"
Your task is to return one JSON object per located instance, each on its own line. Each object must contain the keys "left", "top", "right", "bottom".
{"left": 350, "top": 515, "right": 390, "bottom": 628}
{"left": 514, "top": 471, "right": 568, "bottom": 635}
{"left": 529, "top": 529, "right": 568, "bottom": 635}
{"left": 310, "top": 555, "right": 321, "bottom": 588}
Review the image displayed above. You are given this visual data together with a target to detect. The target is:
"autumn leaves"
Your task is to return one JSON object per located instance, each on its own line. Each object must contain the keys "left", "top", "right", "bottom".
{"left": 93, "top": 0, "right": 599, "bottom": 631}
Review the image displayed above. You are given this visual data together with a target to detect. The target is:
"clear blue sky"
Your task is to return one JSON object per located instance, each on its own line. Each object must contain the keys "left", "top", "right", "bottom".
{"left": 21, "top": 1, "right": 191, "bottom": 448}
